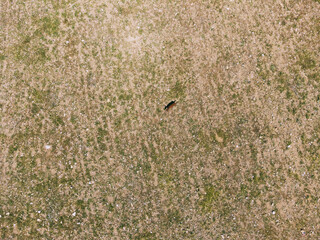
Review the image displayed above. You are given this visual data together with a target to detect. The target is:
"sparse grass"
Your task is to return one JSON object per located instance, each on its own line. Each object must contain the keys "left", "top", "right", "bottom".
{"left": 1, "top": 0, "right": 320, "bottom": 239}
{"left": 199, "top": 184, "right": 221, "bottom": 212}
{"left": 297, "top": 50, "right": 316, "bottom": 70}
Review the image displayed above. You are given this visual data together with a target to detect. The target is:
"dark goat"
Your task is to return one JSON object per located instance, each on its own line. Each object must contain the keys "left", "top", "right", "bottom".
{"left": 164, "top": 100, "right": 176, "bottom": 111}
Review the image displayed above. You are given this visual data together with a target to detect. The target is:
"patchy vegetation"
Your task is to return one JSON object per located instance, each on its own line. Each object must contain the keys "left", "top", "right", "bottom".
{"left": 1, "top": 0, "right": 320, "bottom": 239}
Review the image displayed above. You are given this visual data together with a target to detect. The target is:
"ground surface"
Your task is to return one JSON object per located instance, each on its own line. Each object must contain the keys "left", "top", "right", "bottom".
{"left": 1, "top": 0, "right": 320, "bottom": 239}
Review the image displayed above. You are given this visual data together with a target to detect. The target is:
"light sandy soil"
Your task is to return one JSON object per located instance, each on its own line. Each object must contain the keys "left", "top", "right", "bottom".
{"left": 1, "top": 0, "right": 320, "bottom": 239}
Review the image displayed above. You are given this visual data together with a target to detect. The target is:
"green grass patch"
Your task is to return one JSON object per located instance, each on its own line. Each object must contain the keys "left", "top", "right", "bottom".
{"left": 275, "top": 71, "right": 289, "bottom": 93}
{"left": 40, "top": 16, "right": 60, "bottom": 37}
{"left": 50, "top": 113, "right": 64, "bottom": 126}
{"left": 168, "top": 81, "right": 187, "bottom": 99}
{"left": 199, "top": 184, "right": 220, "bottom": 212}
{"left": 211, "top": 128, "right": 228, "bottom": 147}
{"left": 167, "top": 208, "right": 182, "bottom": 224}
{"left": 297, "top": 50, "right": 316, "bottom": 70}
{"left": 134, "top": 231, "right": 157, "bottom": 240}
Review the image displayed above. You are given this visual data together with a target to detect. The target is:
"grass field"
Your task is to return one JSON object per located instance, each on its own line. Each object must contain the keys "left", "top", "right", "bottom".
{"left": 1, "top": 0, "right": 320, "bottom": 239}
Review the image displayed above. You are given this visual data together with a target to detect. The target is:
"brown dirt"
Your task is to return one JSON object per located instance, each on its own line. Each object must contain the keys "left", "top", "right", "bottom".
{"left": 1, "top": 0, "right": 320, "bottom": 239}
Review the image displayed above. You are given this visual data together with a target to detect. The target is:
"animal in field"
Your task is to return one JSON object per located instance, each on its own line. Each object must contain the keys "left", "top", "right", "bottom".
{"left": 164, "top": 100, "right": 176, "bottom": 111}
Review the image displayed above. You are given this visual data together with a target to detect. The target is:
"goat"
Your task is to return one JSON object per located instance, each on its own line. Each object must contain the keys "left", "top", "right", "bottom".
{"left": 164, "top": 100, "right": 177, "bottom": 111}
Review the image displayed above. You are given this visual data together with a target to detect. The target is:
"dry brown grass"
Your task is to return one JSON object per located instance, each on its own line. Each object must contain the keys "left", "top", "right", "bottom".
{"left": 1, "top": 0, "right": 320, "bottom": 239}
